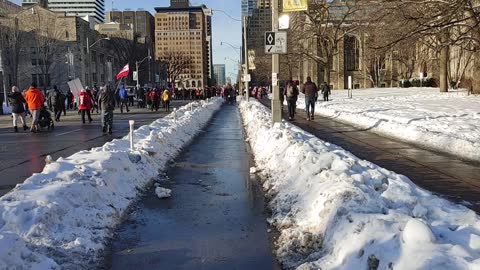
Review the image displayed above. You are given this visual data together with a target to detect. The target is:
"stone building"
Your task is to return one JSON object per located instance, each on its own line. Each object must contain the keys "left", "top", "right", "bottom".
{"left": 0, "top": 5, "right": 118, "bottom": 92}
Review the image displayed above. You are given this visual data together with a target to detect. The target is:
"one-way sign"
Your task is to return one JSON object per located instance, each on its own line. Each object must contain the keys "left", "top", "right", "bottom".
{"left": 265, "top": 31, "right": 287, "bottom": 54}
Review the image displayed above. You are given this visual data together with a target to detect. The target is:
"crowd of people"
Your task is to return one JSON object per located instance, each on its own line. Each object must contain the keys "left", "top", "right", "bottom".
{"left": 4, "top": 77, "right": 330, "bottom": 134}
{"left": 5, "top": 82, "right": 226, "bottom": 134}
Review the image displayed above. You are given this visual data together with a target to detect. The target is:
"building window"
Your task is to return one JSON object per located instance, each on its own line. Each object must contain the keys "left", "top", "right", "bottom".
{"left": 345, "top": 36, "right": 360, "bottom": 71}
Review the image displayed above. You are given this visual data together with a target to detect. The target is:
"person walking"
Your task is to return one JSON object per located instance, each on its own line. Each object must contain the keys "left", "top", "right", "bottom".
{"left": 7, "top": 86, "right": 29, "bottom": 132}
{"left": 66, "top": 90, "right": 74, "bottom": 110}
{"left": 78, "top": 89, "right": 93, "bottom": 124}
{"left": 118, "top": 84, "right": 130, "bottom": 113}
{"left": 49, "top": 85, "right": 65, "bottom": 121}
{"left": 162, "top": 89, "right": 171, "bottom": 112}
{"left": 284, "top": 80, "right": 299, "bottom": 121}
{"left": 149, "top": 88, "right": 160, "bottom": 111}
{"left": 321, "top": 82, "right": 331, "bottom": 101}
{"left": 99, "top": 85, "right": 115, "bottom": 134}
{"left": 24, "top": 82, "right": 45, "bottom": 133}
{"left": 301, "top": 76, "right": 318, "bottom": 121}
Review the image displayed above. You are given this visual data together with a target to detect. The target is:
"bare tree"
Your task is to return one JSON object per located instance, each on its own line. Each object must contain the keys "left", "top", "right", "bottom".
{"left": 0, "top": 16, "right": 24, "bottom": 88}
{"left": 108, "top": 32, "right": 147, "bottom": 84}
{"left": 158, "top": 51, "right": 193, "bottom": 88}
{"left": 292, "top": 0, "right": 368, "bottom": 84}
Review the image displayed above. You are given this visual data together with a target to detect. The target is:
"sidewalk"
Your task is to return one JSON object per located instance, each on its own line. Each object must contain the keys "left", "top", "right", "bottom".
{"left": 106, "top": 104, "right": 280, "bottom": 269}
{"left": 260, "top": 99, "right": 480, "bottom": 212}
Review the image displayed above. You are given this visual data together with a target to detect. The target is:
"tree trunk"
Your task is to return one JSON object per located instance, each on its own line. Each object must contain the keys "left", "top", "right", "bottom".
{"left": 439, "top": 33, "right": 449, "bottom": 92}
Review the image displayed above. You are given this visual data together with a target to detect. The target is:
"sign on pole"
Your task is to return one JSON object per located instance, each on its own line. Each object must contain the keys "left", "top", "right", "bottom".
{"left": 272, "top": 73, "right": 278, "bottom": 86}
{"left": 133, "top": 71, "right": 138, "bottom": 81}
{"left": 243, "top": 74, "right": 251, "bottom": 82}
{"left": 265, "top": 31, "right": 287, "bottom": 54}
{"left": 248, "top": 50, "right": 256, "bottom": 70}
{"left": 283, "top": 0, "right": 308, "bottom": 12}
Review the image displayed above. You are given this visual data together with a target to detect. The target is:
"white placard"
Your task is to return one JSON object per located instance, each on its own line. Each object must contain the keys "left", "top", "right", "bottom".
{"left": 272, "top": 73, "right": 278, "bottom": 86}
{"left": 243, "top": 74, "right": 251, "bottom": 82}
{"left": 67, "top": 78, "right": 83, "bottom": 96}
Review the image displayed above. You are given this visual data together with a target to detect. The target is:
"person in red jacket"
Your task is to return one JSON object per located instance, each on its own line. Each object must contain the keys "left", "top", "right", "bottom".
{"left": 79, "top": 89, "right": 93, "bottom": 123}
{"left": 24, "top": 82, "right": 45, "bottom": 133}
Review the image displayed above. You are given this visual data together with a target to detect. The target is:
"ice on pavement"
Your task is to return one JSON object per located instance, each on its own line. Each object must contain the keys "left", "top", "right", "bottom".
{"left": 240, "top": 99, "right": 480, "bottom": 270}
{"left": 294, "top": 88, "right": 480, "bottom": 162}
{"left": 0, "top": 98, "right": 223, "bottom": 269}
{"left": 155, "top": 187, "right": 172, "bottom": 199}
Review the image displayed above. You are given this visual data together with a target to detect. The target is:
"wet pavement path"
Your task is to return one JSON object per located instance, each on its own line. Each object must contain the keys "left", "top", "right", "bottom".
{"left": 259, "top": 99, "right": 480, "bottom": 213}
{"left": 107, "top": 105, "right": 280, "bottom": 270}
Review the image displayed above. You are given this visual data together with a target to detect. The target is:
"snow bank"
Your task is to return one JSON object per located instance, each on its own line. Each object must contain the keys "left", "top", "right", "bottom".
{"left": 0, "top": 98, "right": 223, "bottom": 269}
{"left": 295, "top": 88, "right": 480, "bottom": 162}
{"left": 240, "top": 99, "right": 480, "bottom": 270}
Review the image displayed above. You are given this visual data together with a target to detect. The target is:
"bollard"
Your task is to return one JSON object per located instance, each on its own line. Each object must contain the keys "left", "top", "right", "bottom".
{"left": 190, "top": 102, "right": 193, "bottom": 112}
{"left": 173, "top": 108, "right": 177, "bottom": 122}
{"left": 129, "top": 120, "right": 135, "bottom": 150}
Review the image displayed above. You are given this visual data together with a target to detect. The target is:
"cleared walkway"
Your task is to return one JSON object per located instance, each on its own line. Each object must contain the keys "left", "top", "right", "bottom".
{"left": 106, "top": 105, "right": 280, "bottom": 270}
{"left": 260, "top": 99, "right": 480, "bottom": 213}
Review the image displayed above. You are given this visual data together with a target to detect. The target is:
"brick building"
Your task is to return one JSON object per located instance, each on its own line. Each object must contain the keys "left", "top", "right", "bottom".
{"left": 154, "top": 0, "right": 213, "bottom": 88}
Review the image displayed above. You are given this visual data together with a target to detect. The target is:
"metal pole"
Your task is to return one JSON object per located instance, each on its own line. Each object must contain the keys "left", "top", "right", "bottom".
{"left": 244, "top": 16, "right": 249, "bottom": 101}
{"left": 271, "top": 0, "right": 282, "bottom": 123}
{"left": 136, "top": 61, "right": 140, "bottom": 88}
{"left": 86, "top": 37, "right": 90, "bottom": 87}
{"left": 129, "top": 120, "right": 135, "bottom": 150}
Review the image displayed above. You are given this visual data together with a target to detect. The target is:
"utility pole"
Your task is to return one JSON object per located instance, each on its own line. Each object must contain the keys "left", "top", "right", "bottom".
{"left": 271, "top": 0, "right": 282, "bottom": 123}
{"left": 243, "top": 16, "right": 249, "bottom": 100}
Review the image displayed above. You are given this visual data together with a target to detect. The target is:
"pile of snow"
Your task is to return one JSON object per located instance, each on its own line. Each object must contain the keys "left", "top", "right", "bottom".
{"left": 240, "top": 99, "right": 480, "bottom": 270}
{"left": 0, "top": 98, "right": 223, "bottom": 269}
{"left": 294, "top": 88, "right": 480, "bottom": 162}
{"left": 155, "top": 187, "right": 171, "bottom": 199}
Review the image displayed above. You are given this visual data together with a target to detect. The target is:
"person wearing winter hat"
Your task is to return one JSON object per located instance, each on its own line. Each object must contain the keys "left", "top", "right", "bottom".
{"left": 7, "top": 86, "right": 29, "bottom": 132}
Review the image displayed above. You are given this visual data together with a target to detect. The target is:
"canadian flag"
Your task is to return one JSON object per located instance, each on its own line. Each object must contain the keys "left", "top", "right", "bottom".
{"left": 116, "top": 64, "right": 130, "bottom": 80}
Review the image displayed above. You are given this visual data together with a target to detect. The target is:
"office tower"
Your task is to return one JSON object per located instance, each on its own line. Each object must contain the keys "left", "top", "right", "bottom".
{"left": 154, "top": 0, "right": 213, "bottom": 88}
{"left": 213, "top": 64, "right": 226, "bottom": 86}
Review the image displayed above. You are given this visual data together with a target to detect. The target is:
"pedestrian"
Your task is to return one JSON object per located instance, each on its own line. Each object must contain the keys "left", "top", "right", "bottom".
{"left": 118, "top": 84, "right": 130, "bottom": 113}
{"left": 321, "top": 81, "right": 331, "bottom": 101}
{"left": 284, "top": 80, "right": 299, "bottom": 120}
{"left": 149, "top": 88, "right": 160, "bottom": 111}
{"left": 24, "top": 82, "right": 45, "bottom": 133}
{"left": 301, "top": 76, "right": 318, "bottom": 121}
{"left": 66, "top": 90, "right": 74, "bottom": 110}
{"left": 128, "top": 87, "right": 135, "bottom": 107}
{"left": 7, "top": 86, "right": 29, "bottom": 132}
{"left": 49, "top": 85, "right": 65, "bottom": 121}
{"left": 162, "top": 89, "right": 171, "bottom": 112}
{"left": 78, "top": 89, "right": 93, "bottom": 124}
{"left": 99, "top": 85, "right": 115, "bottom": 134}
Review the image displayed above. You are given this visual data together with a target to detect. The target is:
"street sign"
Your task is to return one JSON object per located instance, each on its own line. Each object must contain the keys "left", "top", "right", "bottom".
{"left": 283, "top": 0, "right": 308, "bottom": 12}
{"left": 243, "top": 74, "right": 251, "bottom": 82}
{"left": 272, "top": 73, "right": 278, "bottom": 86}
{"left": 133, "top": 71, "right": 138, "bottom": 81}
{"left": 265, "top": 31, "right": 287, "bottom": 54}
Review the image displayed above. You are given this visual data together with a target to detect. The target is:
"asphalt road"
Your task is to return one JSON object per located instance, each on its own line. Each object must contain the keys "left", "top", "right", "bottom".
{"left": 105, "top": 105, "right": 280, "bottom": 270}
{"left": 0, "top": 101, "right": 188, "bottom": 196}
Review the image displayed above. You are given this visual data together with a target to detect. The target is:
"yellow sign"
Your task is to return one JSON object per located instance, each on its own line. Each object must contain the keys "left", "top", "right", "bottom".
{"left": 283, "top": 0, "right": 308, "bottom": 12}
{"left": 248, "top": 50, "right": 256, "bottom": 70}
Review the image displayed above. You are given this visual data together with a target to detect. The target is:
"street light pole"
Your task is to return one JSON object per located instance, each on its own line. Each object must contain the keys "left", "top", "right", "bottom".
{"left": 271, "top": 0, "right": 282, "bottom": 123}
{"left": 136, "top": 56, "right": 152, "bottom": 89}
{"left": 86, "top": 37, "right": 110, "bottom": 87}
{"left": 243, "top": 16, "right": 249, "bottom": 101}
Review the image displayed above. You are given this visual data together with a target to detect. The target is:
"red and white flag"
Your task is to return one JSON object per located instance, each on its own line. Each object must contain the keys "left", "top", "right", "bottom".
{"left": 116, "top": 64, "right": 130, "bottom": 80}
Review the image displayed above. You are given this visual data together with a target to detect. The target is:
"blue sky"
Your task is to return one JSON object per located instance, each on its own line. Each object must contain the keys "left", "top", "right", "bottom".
{"left": 13, "top": 0, "right": 242, "bottom": 80}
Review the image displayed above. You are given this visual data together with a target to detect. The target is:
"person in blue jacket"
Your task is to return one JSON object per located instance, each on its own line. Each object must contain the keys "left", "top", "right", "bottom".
{"left": 118, "top": 83, "right": 130, "bottom": 113}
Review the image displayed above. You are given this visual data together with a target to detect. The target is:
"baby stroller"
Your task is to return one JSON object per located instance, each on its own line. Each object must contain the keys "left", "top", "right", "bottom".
{"left": 38, "top": 107, "right": 55, "bottom": 131}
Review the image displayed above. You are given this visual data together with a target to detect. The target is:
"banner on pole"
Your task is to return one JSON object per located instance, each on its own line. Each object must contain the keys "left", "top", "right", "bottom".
{"left": 283, "top": 0, "right": 308, "bottom": 12}
{"left": 248, "top": 50, "right": 256, "bottom": 70}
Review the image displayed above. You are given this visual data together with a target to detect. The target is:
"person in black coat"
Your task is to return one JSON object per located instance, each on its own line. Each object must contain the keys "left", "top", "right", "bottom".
{"left": 7, "top": 86, "right": 28, "bottom": 132}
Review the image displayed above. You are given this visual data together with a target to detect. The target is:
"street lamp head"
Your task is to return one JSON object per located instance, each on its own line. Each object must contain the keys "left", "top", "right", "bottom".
{"left": 104, "top": 37, "right": 111, "bottom": 41}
